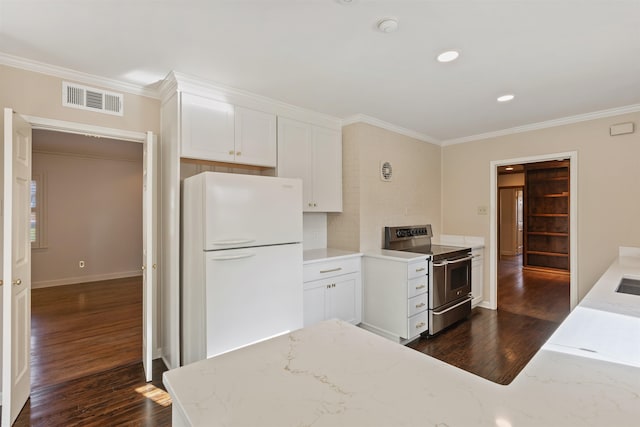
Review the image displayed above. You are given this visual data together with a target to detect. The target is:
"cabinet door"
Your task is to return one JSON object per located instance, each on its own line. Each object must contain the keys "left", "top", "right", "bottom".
{"left": 327, "top": 273, "right": 359, "bottom": 324}
{"left": 234, "top": 106, "right": 276, "bottom": 167}
{"left": 277, "top": 117, "right": 313, "bottom": 209}
{"left": 303, "top": 280, "right": 327, "bottom": 327}
{"left": 311, "top": 126, "right": 342, "bottom": 212}
{"left": 471, "top": 249, "right": 484, "bottom": 306}
{"left": 180, "top": 92, "right": 234, "bottom": 162}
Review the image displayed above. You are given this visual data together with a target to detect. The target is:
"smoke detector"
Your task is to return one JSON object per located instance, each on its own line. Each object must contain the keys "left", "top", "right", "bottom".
{"left": 380, "top": 161, "right": 393, "bottom": 182}
{"left": 377, "top": 18, "right": 399, "bottom": 33}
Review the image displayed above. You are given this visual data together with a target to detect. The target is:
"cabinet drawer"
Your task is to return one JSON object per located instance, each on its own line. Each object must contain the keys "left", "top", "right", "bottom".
{"left": 407, "top": 259, "right": 428, "bottom": 279}
{"left": 408, "top": 293, "right": 428, "bottom": 317}
{"left": 407, "top": 276, "right": 428, "bottom": 298}
{"left": 303, "top": 257, "right": 360, "bottom": 282}
{"left": 407, "top": 311, "right": 428, "bottom": 338}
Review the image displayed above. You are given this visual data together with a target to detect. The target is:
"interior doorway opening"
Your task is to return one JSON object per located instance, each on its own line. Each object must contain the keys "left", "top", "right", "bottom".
{"left": 487, "top": 151, "right": 578, "bottom": 310}
{"left": 495, "top": 159, "right": 571, "bottom": 322}
{"left": 30, "top": 129, "right": 144, "bottom": 389}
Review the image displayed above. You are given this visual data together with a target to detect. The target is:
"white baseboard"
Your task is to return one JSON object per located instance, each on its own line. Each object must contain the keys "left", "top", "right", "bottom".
{"left": 32, "top": 270, "right": 142, "bottom": 289}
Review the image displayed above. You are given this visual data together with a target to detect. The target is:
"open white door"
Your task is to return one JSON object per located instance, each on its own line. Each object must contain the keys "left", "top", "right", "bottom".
{"left": 142, "top": 131, "right": 157, "bottom": 382}
{"left": 2, "top": 109, "right": 32, "bottom": 426}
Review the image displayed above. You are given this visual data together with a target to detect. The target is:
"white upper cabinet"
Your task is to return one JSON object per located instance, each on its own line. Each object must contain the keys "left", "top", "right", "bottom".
{"left": 234, "top": 106, "right": 277, "bottom": 167}
{"left": 277, "top": 117, "right": 342, "bottom": 212}
{"left": 180, "top": 92, "right": 277, "bottom": 167}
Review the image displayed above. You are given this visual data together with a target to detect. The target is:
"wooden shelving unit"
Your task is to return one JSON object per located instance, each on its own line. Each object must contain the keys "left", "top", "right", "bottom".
{"left": 523, "top": 160, "right": 570, "bottom": 274}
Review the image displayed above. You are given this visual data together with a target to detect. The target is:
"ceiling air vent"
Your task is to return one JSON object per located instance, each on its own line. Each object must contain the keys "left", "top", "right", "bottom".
{"left": 62, "top": 82, "right": 124, "bottom": 116}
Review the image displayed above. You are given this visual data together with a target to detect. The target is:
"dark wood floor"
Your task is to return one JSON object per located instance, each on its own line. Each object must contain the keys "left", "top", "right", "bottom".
{"left": 14, "top": 277, "right": 172, "bottom": 426}
{"left": 13, "top": 258, "right": 569, "bottom": 423}
{"left": 407, "top": 255, "right": 570, "bottom": 385}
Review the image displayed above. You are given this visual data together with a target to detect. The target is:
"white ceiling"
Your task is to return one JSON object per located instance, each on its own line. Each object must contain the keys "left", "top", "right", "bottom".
{"left": 2, "top": 0, "right": 639, "bottom": 143}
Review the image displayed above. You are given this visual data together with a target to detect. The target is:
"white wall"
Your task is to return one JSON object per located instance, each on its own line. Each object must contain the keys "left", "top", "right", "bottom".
{"left": 442, "top": 112, "right": 640, "bottom": 301}
{"left": 328, "top": 122, "right": 441, "bottom": 252}
{"left": 31, "top": 130, "right": 143, "bottom": 287}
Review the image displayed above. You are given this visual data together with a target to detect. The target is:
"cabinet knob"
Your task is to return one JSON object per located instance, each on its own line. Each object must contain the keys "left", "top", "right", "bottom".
{"left": 13, "top": 278, "right": 22, "bottom": 286}
{"left": 228, "top": 150, "right": 234, "bottom": 155}
{"left": 308, "top": 203, "right": 313, "bottom": 207}
{"left": 416, "top": 284, "right": 426, "bottom": 290}
{"left": 416, "top": 302, "right": 426, "bottom": 309}
{"left": 313, "top": 203, "right": 317, "bottom": 207}
{"left": 236, "top": 151, "right": 242, "bottom": 156}
{"left": 415, "top": 322, "right": 426, "bottom": 329}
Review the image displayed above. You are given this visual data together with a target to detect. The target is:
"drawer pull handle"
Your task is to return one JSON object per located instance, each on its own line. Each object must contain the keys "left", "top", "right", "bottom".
{"left": 415, "top": 322, "right": 426, "bottom": 329}
{"left": 320, "top": 267, "right": 342, "bottom": 274}
{"left": 416, "top": 302, "right": 426, "bottom": 309}
{"left": 416, "top": 284, "right": 426, "bottom": 290}
{"left": 415, "top": 267, "right": 426, "bottom": 272}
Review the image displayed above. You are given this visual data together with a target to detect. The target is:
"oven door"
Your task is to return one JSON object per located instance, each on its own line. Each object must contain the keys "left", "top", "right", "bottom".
{"left": 432, "top": 254, "right": 472, "bottom": 307}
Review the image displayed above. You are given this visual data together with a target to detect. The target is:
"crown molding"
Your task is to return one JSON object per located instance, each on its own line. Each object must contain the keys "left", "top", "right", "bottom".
{"left": 162, "top": 71, "right": 343, "bottom": 130}
{"left": 441, "top": 103, "right": 640, "bottom": 146}
{"left": 342, "top": 114, "right": 440, "bottom": 145}
{"left": 0, "top": 51, "right": 159, "bottom": 99}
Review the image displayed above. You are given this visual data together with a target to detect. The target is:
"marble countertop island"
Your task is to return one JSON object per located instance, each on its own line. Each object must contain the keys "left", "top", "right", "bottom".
{"left": 164, "top": 248, "right": 640, "bottom": 427}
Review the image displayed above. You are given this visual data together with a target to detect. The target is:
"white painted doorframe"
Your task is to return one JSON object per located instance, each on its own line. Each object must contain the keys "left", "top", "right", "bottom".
{"left": 489, "top": 151, "right": 578, "bottom": 311}
{"left": 22, "top": 115, "right": 159, "bottom": 377}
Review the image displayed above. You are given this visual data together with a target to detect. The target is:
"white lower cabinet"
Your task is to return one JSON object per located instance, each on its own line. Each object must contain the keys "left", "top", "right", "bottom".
{"left": 303, "top": 256, "right": 362, "bottom": 326}
{"left": 362, "top": 255, "right": 429, "bottom": 342}
{"left": 471, "top": 247, "right": 484, "bottom": 307}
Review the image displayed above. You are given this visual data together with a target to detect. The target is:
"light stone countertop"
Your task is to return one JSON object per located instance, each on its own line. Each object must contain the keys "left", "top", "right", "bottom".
{"left": 164, "top": 248, "right": 640, "bottom": 427}
{"left": 363, "top": 248, "right": 429, "bottom": 262}
{"left": 303, "top": 248, "right": 362, "bottom": 264}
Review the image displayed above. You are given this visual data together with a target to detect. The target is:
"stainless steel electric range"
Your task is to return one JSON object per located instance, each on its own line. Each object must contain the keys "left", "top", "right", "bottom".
{"left": 384, "top": 225, "right": 473, "bottom": 336}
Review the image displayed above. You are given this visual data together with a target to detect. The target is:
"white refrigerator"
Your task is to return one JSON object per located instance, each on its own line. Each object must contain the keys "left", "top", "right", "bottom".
{"left": 181, "top": 171, "right": 303, "bottom": 365}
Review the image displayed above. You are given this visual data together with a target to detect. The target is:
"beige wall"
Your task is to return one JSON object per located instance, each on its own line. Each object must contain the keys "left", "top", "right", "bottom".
{"left": 31, "top": 131, "right": 143, "bottom": 287}
{"left": 498, "top": 172, "right": 524, "bottom": 187}
{"left": 442, "top": 112, "right": 640, "bottom": 300}
{"left": 1, "top": 65, "right": 161, "bottom": 359}
{"left": 328, "top": 122, "right": 441, "bottom": 252}
{"left": 0, "top": 65, "right": 160, "bottom": 133}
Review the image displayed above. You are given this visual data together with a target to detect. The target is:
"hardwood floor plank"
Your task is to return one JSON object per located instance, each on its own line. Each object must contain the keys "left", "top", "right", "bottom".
{"left": 15, "top": 277, "right": 171, "bottom": 426}
{"left": 407, "top": 255, "right": 570, "bottom": 385}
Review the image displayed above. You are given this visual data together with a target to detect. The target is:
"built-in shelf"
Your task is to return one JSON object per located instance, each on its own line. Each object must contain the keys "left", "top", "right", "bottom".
{"left": 526, "top": 250, "right": 569, "bottom": 257}
{"left": 527, "top": 232, "right": 569, "bottom": 237}
{"left": 523, "top": 160, "right": 570, "bottom": 273}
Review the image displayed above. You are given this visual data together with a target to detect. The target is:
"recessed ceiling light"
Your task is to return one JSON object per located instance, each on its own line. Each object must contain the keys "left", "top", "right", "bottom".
{"left": 337, "top": 0, "right": 356, "bottom": 5}
{"left": 437, "top": 50, "right": 460, "bottom": 63}
{"left": 497, "top": 94, "right": 515, "bottom": 103}
{"left": 377, "top": 17, "right": 399, "bottom": 33}
{"left": 505, "top": 166, "right": 514, "bottom": 171}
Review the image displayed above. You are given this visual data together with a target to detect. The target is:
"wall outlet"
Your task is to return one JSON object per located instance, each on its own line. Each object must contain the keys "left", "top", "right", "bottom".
{"left": 79, "top": 260, "right": 85, "bottom": 268}
{"left": 477, "top": 206, "right": 488, "bottom": 215}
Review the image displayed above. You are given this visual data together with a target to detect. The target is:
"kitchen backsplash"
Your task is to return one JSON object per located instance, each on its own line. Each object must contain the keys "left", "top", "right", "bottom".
{"left": 303, "top": 213, "right": 328, "bottom": 250}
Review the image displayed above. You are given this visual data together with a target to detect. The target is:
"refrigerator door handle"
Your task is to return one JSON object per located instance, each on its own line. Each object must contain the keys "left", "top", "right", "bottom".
{"left": 210, "top": 239, "right": 256, "bottom": 246}
{"left": 210, "top": 252, "right": 256, "bottom": 261}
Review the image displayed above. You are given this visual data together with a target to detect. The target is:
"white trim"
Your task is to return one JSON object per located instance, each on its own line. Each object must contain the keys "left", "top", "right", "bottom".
{"left": 32, "top": 271, "right": 142, "bottom": 289}
{"left": 23, "top": 116, "right": 146, "bottom": 142}
{"left": 0, "top": 52, "right": 159, "bottom": 99}
{"left": 342, "top": 114, "right": 440, "bottom": 145}
{"left": 489, "top": 152, "right": 578, "bottom": 311}
{"left": 442, "top": 104, "right": 640, "bottom": 146}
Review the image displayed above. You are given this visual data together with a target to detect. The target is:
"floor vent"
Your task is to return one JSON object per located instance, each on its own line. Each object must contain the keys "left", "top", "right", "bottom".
{"left": 62, "top": 82, "right": 124, "bottom": 116}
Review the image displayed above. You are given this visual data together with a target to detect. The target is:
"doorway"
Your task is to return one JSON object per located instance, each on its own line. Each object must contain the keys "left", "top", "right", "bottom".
{"left": 488, "top": 152, "right": 578, "bottom": 312}
{"left": 30, "top": 129, "right": 143, "bottom": 388}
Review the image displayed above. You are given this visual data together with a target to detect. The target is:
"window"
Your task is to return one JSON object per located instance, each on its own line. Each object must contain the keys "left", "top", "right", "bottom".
{"left": 30, "top": 173, "right": 47, "bottom": 248}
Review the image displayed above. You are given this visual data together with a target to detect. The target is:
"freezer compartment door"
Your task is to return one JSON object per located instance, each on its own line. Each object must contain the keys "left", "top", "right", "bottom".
{"left": 204, "top": 243, "right": 303, "bottom": 358}
{"left": 201, "top": 172, "right": 302, "bottom": 250}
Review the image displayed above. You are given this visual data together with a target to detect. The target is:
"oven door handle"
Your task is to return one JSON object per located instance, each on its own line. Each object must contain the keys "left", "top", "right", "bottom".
{"left": 446, "top": 255, "right": 473, "bottom": 265}
{"left": 432, "top": 295, "right": 473, "bottom": 315}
